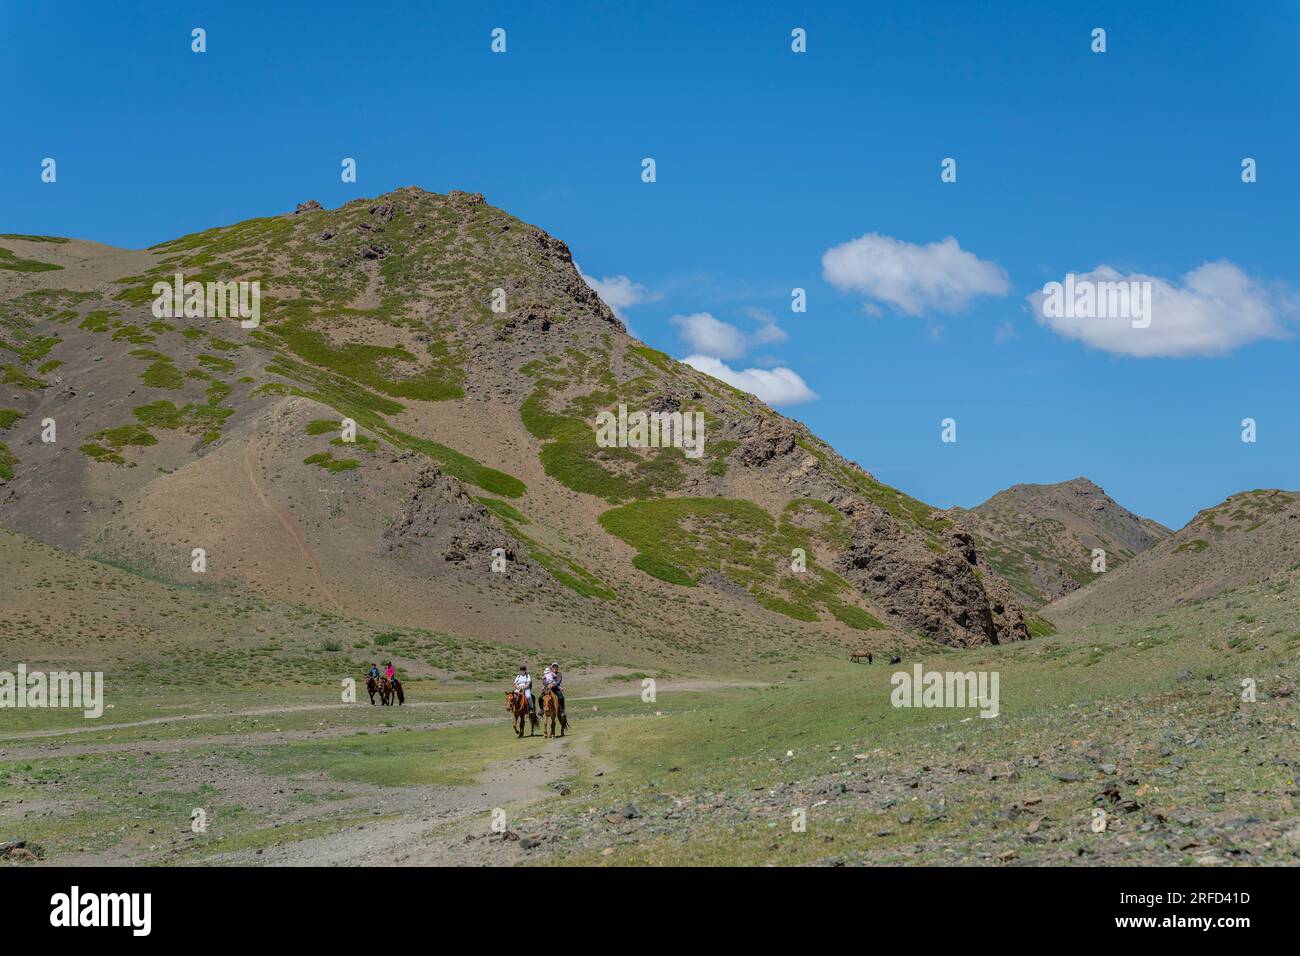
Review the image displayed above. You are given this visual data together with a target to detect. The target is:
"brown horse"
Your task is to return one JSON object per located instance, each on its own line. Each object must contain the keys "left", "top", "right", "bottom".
{"left": 366, "top": 675, "right": 380, "bottom": 704}
{"left": 506, "top": 690, "right": 537, "bottom": 737}
{"left": 380, "top": 676, "right": 404, "bottom": 706}
{"left": 541, "top": 688, "right": 568, "bottom": 738}
{"left": 850, "top": 650, "right": 873, "bottom": 664}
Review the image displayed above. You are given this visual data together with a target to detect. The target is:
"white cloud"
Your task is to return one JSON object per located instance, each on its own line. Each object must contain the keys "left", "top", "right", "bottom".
{"left": 1026, "top": 261, "right": 1292, "bottom": 358}
{"left": 683, "top": 354, "right": 818, "bottom": 406}
{"left": 578, "top": 268, "right": 660, "bottom": 320}
{"left": 671, "top": 309, "right": 789, "bottom": 360}
{"left": 671, "top": 312, "right": 748, "bottom": 359}
{"left": 822, "top": 232, "right": 1010, "bottom": 315}
{"left": 743, "top": 307, "right": 789, "bottom": 346}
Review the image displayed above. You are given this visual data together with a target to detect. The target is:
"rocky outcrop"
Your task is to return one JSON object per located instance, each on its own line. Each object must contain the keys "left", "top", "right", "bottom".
{"left": 735, "top": 413, "right": 798, "bottom": 468}
{"left": 368, "top": 199, "right": 396, "bottom": 223}
{"left": 835, "top": 514, "right": 1030, "bottom": 646}
{"left": 385, "top": 465, "right": 533, "bottom": 577}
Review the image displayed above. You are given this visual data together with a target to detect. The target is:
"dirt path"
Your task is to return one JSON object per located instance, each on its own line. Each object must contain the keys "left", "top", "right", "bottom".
{"left": 0, "top": 679, "right": 759, "bottom": 743}
{"left": 0, "top": 701, "right": 391, "bottom": 741}
{"left": 579, "top": 678, "right": 766, "bottom": 698}
{"left": 241, "top": 417, "right": 339, "bottom": 609}
{"left": 204, "top": 734, "right": 583, "bottom": 866}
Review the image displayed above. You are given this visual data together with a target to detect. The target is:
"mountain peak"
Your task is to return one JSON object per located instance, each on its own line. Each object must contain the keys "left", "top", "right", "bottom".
{"left": 1061, "top": 476, "right": 1104, "bottom": 493}
{"left": 953, "top": 476, "right": 1171, "bottom": 608}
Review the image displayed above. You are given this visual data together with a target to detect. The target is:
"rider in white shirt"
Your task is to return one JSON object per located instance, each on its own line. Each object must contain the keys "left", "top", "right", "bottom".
{"left": 514, "top": 666, "right": 535, "bottom": 717}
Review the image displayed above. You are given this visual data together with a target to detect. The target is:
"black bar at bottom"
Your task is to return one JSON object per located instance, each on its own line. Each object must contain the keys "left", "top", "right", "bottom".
{"left": 0, "top": 864, "right": 1286, "bottom": 940}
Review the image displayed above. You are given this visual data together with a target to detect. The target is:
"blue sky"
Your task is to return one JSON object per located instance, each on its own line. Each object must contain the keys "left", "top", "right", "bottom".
{"left": 3, "top": 1, "right": 1297, "bottom": 528}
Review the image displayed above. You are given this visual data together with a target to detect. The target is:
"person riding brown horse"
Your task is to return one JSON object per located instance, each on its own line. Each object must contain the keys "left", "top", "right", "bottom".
{"left": 540, "top": 662, "right": 565, "bottom": 719}
{"left": 506, "top": 688, "right": 537, "bottom": 737}
{"left": 381, "top": 674, "right": 404, "bottom": 705}
{"left": 377, "top": 661, "right": 404, "bottom": 705}
{"left": 541, "top": 686, "right": 568, "bottom": 738}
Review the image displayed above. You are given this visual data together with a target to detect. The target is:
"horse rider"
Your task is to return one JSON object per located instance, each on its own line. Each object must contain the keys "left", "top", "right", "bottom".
{"left": 514, "top": 665, "right": 536, "bottom": 719}
{"left": 542, "top": 661, "right": 565, "bottom": 717}
{"left": 385, "top": 660, "right": 396, "bottom": 687}
{"left": 368, "top": 662, "right": 381, "bottom": 684}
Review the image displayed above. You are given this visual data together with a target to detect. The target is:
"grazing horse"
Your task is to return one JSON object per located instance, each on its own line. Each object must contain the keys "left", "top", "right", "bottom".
{"left": 541, "top": 688, "right": 568, "bottom": 739}
{"left": 889, "top": 655, "right": 902, "bottom": 665}
{"left": 850, "top": 650, "right": 873, "bottom": 664}
{"left": 366, "top": 675, "right": 380, "bottom": 705}
{"left": 506, "top": 690, "right": 537, "bottom": 738}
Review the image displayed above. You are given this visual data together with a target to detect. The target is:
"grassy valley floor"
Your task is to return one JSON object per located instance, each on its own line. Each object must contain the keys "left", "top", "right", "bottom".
{"left": 2, "top": 568, "right": 1298, "bottom": 866}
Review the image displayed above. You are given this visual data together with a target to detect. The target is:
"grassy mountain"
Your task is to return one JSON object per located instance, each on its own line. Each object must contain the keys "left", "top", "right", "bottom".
{"left": 948, "top": 477, "right": 1171, "bottom": 609}
{"left": 0, "top": 188, "right": 1032, "bottom": 672}
{"left": 1047, "top": 488, "right": 1300, "bottom": 627}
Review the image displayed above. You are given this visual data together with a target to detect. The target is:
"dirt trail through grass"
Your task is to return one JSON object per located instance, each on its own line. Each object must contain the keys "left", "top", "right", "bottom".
{"left": 0, "top": 680, "right": 760, "bottom": 743}
{"left": 204, "top": 734, "right": 584, "bottom": 866}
